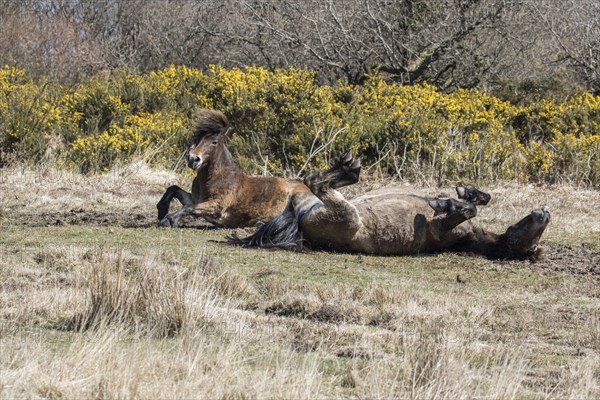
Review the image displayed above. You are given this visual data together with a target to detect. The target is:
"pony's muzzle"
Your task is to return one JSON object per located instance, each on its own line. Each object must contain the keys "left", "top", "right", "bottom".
{"left": 187, "top": 154, "right": 203, "bottom": 171}
{"left": 531, "top": 206, "right": 551, "bottom": 224}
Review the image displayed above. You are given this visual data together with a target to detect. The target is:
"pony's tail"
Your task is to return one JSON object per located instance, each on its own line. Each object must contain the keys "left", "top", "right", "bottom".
{"left": 227, "top": 201, "right": 307, "bottom": 250}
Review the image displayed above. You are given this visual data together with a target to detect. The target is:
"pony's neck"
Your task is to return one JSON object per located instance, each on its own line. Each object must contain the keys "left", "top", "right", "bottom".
{"left": 199, "top": 144, "right": 241, "bottom": 183}
{"left": 464, "top": 226, "right": 502, "bottom": 257}
{"left": 214, "top": 144, "right": 240, "bottom": 173}
{"left": 469, "top": 227, "right": 540, "bottom": 260}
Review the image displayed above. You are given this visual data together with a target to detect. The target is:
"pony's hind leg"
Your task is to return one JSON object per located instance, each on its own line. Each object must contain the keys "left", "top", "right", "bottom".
{"left": 301, "top": 151, "right": 363, "bottom": 247}
{"left": 157, "top": 185, "right": 193, "bottom": 225}
{"left": 429, "top": 198, "right": 477, "bottom": 231}
{"left": 303, "top": 150, "right": 361, "bottom": 193}
{"left": 427, "top": 185, "right": 488, "bottom": 233}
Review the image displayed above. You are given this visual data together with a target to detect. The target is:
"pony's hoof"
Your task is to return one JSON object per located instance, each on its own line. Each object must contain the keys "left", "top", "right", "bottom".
{"left": 456, "top": 186, "right": 491, "bottom": 206}
{"left": 304, "top": 150, "right": 362, "bottom": 191}
{"left": 158, "top": 217, "right": 173, "bottom": 228}
{"left": 429, "top": 198, "right": 476, "bottom": 219}
{"left": 157, "top": 207, "right": 168, "bottom": 221}
{"left": 337, "top": 151, "right": 361, "bottom": 176}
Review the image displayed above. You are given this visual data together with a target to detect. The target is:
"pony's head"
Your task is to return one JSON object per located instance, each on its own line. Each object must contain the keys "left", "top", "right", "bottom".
{"left": 502, "top": 206, "right": 551, "bottom": 258}
{"left": 187, "top": 109, "right": 232, "bottom": 171}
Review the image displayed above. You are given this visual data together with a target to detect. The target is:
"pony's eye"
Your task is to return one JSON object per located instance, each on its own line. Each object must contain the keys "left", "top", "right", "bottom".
{"left": 212, "top": 140, "right": 218, "bottom": 145}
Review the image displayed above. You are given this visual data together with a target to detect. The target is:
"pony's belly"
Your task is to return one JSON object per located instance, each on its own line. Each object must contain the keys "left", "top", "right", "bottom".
{"left": 351, "top": 197, "right": 434, "bottom": 255}
{"left": 351, "top": 221, "right": 428, "bottom": 255}
{"left": 219, "top": 206, "right": 281, "bottom": 228}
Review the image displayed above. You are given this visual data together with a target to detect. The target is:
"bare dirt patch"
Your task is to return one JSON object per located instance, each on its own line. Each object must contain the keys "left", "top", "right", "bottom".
{"left": 477, "top": 243, "right": 599, "bottom": 279}
{"left": 11, "top": 207, "right": 213, "bottom": 229}
{"left": 537, "top": 243, "right": 600, "bottom": 277}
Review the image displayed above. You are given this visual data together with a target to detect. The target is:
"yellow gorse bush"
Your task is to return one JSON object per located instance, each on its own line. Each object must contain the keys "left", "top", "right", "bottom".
{"left": 0, "top": 66, "right": 25, "bottom": 95}
{"left": 0, "top": 65, "right": 599, "bottom": 186}
{"left": 355, "top": 77, "right": 527, "bottom": 181}
{"left": 0, "top": 66, "right": 64, "bottom": 162}
{"left": 67, "top": 112, "right": 187, "bottom": 172}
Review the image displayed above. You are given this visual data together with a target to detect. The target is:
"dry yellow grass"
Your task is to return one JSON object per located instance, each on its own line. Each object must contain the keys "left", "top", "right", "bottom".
{"left": 1, "top": 162, "right": 599, "bottom": 398}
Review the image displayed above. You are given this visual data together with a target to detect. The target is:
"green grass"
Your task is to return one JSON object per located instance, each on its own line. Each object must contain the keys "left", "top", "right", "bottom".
{"left": 1, "top": 224, "right": 585, "bottom": 290}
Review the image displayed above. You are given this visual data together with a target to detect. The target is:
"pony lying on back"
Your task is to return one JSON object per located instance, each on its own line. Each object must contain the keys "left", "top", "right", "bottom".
{"left": 231, "top": 151, "right": 551, "bottom": 260}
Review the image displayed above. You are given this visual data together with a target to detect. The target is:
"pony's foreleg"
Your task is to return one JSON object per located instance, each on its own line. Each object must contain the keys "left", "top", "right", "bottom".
{"left": 428, "top": 198, "right": 477, "bottom": 231}
{"left": 159, "top": 200, "right": 222, "bottom": 228}
{"left": 190, "top": 200, "right": 220, "bottom": 220}
{"left": 456, "top": 186, "right": 491, "bottom": 206}
{"left": 157, "top": 185, "right": 193, "bottom": 222}
{"left": 158, "top": 205, "right": 191, "bottom": 228}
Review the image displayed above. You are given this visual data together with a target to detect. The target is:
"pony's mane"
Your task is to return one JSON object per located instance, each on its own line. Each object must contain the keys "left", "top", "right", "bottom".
{"left": 192, "top": 109, "right": 230, "bottom": 142}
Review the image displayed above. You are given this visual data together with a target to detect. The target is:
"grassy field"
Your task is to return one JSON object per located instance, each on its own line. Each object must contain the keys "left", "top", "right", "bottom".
{"left": 1, "top": 162, "right": 598, "bottom": 399}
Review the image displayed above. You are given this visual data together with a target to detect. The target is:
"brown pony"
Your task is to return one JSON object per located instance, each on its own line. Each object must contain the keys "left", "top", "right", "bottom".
{"left": 157, "top": 109, "right": 313, "bottom": 228}
{"left": 231, "top": 151, "right": 551, "bottom": 260}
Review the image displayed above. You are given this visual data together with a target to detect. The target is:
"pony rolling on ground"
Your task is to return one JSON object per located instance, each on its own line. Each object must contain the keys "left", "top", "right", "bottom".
{"left": 231, "top": 151, "right": 551, "bottom": 260}
{"left": 157, "top": 109, "right": 313, "bottom": 228}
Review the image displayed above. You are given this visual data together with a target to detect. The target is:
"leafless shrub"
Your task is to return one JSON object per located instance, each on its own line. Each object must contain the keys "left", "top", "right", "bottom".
{"left": 1, "top": 0, "right": 599, "bottom": 93}
{"left": 0, "top": 5, "right": 108, "bottom": 82}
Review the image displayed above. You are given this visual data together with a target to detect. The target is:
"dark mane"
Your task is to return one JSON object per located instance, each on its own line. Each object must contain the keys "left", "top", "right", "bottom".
{"left": 192, "top": 109, "right": 230, "bottom": 142}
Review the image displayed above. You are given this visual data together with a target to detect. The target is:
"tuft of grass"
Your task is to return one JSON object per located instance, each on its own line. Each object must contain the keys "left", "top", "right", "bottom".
{"left": 265, "top": 293, "right": 321, "bottom": 319}
{"left": 82, "top": 256, "right": 221, "bottom": 338}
